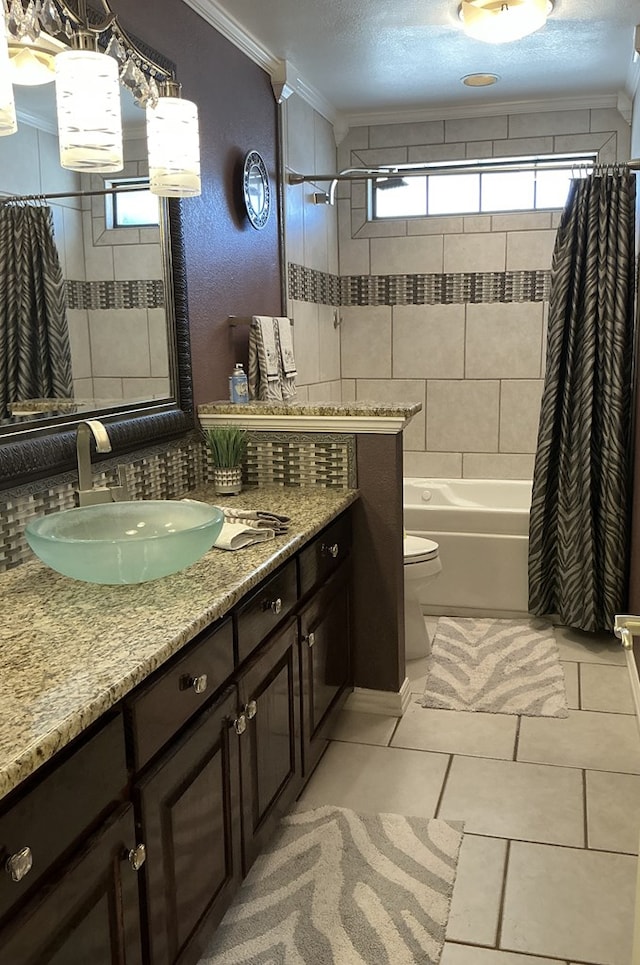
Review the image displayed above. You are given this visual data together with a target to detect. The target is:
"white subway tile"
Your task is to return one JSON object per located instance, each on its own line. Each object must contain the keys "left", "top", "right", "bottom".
{"left": 369, "top": 120, "right": 444, "bottom": 148}
{"left": 66, "top": 310, "right": 92, "bottom": 380}
{"left": 491, "top": 212, "right": 552, "bottom": 232}
{"left": 149, "top": 309, "right": 169, "bottom": 379}
{"left": 506, "top": 229, "right": 556, "bottom": 270}
{"left": 463, "top": 453, "right": 535, "bottom": 479}
{"left": 463, "top": 215, "right": 492, "bottom": 233}
{"left": 408, "top": 142, "right": 466, "bottom": 162}
{"left": 292, "top": 300, "right": 320, "bottom": 385}
{"left": 285, "top": 181, "right": 305, "bottom": 266}
{"left": 466, "top": 141, "right": 493, "bottom": 159}
{"left": 552, "top": 131, "right": 612, "bottom": 156}
{"left": 113, "top": 244, "right": 162, "bottom": 280}
{"left": 352, "top": 146, "right": 408, "bottom": 167}
{"left": 493, "top": 136, "right": 554, "bottom": 157}
{"left": 89, "top": 309, "right": 150, "bottom": 378}
{"left": 340, "top": 379, "right": 356, "bottom": 401}
{"left": 356, "top": 378, "right": 426, "bottom": 449}
{"left": 359, "top": 218, "right": 409, "bottom": 238}
{"left": 303, "top": 184, "right": 329, "bottom": 273}
{"left": 427, "top": 380, "right": 500, "bottom": 452}
{"left": 318, "top": 305, "right": 341, "bottom": 382}
{"left": 408, "top": 216, "right": 464, "bottom": 236}
{"left": 393, "top": 304, "right": 465, "bottom": 379}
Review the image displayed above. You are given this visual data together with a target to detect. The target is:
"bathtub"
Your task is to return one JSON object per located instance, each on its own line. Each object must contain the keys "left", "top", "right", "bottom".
{"left": 403, "top": 478, "right": 533, "bottom": 617}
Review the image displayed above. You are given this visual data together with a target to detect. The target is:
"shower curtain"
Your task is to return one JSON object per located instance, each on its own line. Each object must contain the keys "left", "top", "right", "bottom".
{"left": 0, "top": 204, "right": 73, "bottom": 418}
{"left": 528, "top": 170, "right": 637, "bottom": 632}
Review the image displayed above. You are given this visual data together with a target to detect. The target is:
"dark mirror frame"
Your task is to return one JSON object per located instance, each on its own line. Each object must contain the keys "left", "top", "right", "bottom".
{"left": 0, "top": 27, "right": 194, "bottom": 490}
{"left": 0, "top": 198, "right": 194, "bottom": 489}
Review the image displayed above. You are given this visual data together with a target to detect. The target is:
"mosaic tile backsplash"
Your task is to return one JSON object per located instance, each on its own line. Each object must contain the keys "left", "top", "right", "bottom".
{"left": 0, "top": 431, "right": 355, "bottom": 573}
{"left": 65, "top": 278, "right": 165, "bottom": 311}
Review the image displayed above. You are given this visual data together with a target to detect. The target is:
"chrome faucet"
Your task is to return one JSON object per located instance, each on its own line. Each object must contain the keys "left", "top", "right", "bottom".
{"left": 76, "top": 420, "right": 128, "bottom": 507}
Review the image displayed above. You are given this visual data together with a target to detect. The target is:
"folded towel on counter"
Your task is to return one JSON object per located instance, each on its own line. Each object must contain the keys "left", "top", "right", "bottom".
{"left": 213, "top": 505, "right": 290, "bottom": 535}
{"left": 213, "top": 522, "right": 277, "bottom": 551}
{"left": 248, "top": 315, "right": 297, "bottom": 401}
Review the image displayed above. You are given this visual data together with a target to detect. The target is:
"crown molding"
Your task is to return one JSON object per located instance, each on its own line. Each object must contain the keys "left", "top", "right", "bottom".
{"left": 16, "top": 108, "right": 57, "bottom": 136}
{"left": 181, "top": 0, "right": 337, "bottom": 124}
{"left": 344, "top": 93, "right": 620, "bottom": 129}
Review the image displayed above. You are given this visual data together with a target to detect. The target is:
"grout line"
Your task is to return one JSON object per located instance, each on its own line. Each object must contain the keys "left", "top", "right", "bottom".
{"left": 434, "top": 754, "right": 454, "bottom": 818}
{"left": 494, "top": 838, "right": 511, "bottom": 948}
{"left": 387, "top": 716, "right": 402, "bottom": 746}
{"left": 577, "top": 662, "right": 582, "bottom": 710}
{"left": 582, "top": 768, "right": 589, "bottom": 849}
{"left": 446, "top": 940, "right": 571, "bottom": 963}
{"left": 513, "top": 715, "right": 522, "bottom": 761}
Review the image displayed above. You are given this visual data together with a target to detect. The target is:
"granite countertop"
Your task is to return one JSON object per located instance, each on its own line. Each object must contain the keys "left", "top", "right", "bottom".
{"left": 198, "top": 400, "right": 422, "bottom": 419}
{"left": 0, "top": 486, "right": 358, "bottom": 804}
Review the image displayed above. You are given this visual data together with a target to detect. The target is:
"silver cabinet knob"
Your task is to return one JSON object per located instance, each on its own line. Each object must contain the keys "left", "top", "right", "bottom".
{"left": 128, "top": 843, "right": 146, "bottom": 872}
{"left": 322, "top": 543, "right": 339, "bottom": 559}
{"left": 190, "top": 674, "right": 208, "bottom": 694}
{"left": 303, "top": 632, "right": 316, "bottom": 648}
{"left": 268, "top": 598, "right": 282, "bottom": 614}
{"left": 245, "top": 700, "right": 257, "bottom": 719}
{"left": 6, "top": 847, "right": 32, "bottom": 883}
{"left": 233, "top": 714, "right": 247, "bottom": 735}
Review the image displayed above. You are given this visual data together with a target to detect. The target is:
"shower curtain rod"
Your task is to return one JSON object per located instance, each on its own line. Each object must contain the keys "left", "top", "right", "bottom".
{"left": 0, "top": 184, "right": 150, "bottom": 205}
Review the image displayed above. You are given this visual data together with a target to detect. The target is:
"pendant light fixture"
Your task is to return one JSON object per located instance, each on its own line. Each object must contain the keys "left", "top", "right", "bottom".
{"left": 147, "top": 80, "right": 200, "bottom": 198}
{"left": 0, "top": 0, "right": 202, "bottom": 196}
{"left": 55, "top": 25, "right": 123, "bottom": 173}
{"left": 460, "top": 0, "right": 551, "bottom": 44}
{"left": 0, "top": 4, "right": 16, "bottom": 134}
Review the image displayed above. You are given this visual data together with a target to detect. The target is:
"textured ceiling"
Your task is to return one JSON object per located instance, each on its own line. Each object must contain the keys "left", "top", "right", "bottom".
{"left": 206, "top": 0, "right": 640, "bottom": 115}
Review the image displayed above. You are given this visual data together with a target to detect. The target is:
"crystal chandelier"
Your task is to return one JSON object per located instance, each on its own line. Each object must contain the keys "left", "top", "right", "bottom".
{"left": 0, "top": 0, "right": 201, "bottom": 195}
{"left": 460, "top": 0, "right": 551, "bottom": 44}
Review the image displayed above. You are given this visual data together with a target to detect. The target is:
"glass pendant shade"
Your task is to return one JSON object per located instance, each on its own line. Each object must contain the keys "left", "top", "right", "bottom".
{"left": 461, "top": 0, "right": 549, "bottom": 43}
{"left": 0, "top": 10, "right": 17, "bottom": 135}
{"left": 9, "top": 44, "right": 56, "bottom": 85}
{"left": 146, "top": 96, "right": 201, "bottom": 197}
{"left": 55, "top": 49, "right": 123, "bottom": 172}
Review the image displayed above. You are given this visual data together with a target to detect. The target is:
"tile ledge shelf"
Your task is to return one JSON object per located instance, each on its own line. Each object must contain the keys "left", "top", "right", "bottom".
{"left": 198, "top": 401, "right": 421, "bottom": 434}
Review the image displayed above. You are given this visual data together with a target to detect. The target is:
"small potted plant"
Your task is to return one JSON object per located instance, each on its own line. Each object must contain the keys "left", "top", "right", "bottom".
{"left": 204, "top": 426, "right": 247, "bottom": 496}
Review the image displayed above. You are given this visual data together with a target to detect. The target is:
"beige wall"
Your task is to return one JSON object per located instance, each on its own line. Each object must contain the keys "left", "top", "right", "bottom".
{"left": 336, "top": 106, "right": 630, "bottom": 480}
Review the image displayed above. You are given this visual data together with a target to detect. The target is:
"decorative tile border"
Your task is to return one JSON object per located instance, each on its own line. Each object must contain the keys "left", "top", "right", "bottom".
{"left": 288, "top": 262, "right": 551, "bottom": 307}
{"left": 65, "top": 278, "right": 165, "bottom": 311}
{"left": 244, "top": 432, "right": 355, "bottom": 490}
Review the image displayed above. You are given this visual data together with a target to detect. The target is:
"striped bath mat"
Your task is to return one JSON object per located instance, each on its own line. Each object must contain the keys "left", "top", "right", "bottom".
{"left": 420, "top": 617, "right": 568, "bottom": 717}
{"left": 202, "top": 805, "right": 463, "bottom": 964}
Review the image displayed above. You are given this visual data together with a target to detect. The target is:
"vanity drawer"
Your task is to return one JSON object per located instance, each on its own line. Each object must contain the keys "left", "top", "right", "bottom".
{"left": 298, "top": 512, "right": 352, "bottom": 598}
{"left": 236, "top": 559, "right": 298, "bottom": 664}
{"left": 0, "top": 712, "right": 127, "bottom": 925}
{"left": 127, "top": 617, "right": 234, "bottom": 770}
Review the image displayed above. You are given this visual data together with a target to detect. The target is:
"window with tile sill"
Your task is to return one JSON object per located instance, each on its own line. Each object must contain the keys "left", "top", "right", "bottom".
{"left": 370, "top": 153, "right": 597, "bottom": 221}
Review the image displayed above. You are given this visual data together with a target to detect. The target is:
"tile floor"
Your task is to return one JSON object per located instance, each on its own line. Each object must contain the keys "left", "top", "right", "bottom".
{"left": 297, "top": 622, "right": 640, "bottom": 965}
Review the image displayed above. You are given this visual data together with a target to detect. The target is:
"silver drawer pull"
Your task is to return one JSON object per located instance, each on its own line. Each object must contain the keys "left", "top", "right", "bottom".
{"left": 128, "top": 843, "right": 146, "bottom": 872}
{"left": 266, "top": 597, "right": 282, "bottom": 615}
{"left": 322, "top": 543, "right": 339, "bottom": 559}
{"left": 233, "top": 714, "right": 247, "bottom": 735}
{"left": 303, "top": 632, "right": 316, "bottom": 648}
{"left": 190, "top": 674, "right": 208, "bottom": 694}
{"left": 6, "top": 847, "right": 32, "bottom": 883}
{"left": 245, "top": 700, "right": 257, "bottom": 720}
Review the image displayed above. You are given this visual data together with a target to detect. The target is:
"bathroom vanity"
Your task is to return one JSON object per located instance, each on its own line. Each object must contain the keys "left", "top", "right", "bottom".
{"left": 0, "top": 487, "right": 356, "bottom": 965}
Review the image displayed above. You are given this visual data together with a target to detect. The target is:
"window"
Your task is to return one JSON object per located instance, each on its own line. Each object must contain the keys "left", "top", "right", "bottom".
{"left": 105, "top": 177, "right": 159, "bottom": 229}
{"left": 370, "top": 154, "right": 596, "bottom": 221}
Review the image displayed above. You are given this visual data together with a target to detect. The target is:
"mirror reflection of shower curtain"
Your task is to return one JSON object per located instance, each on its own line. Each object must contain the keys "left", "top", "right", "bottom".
{"left": 0, "top": 204, "right": 73, "bottom": 418}
{"left": 528, "top": 170, "right": 637, "bottom": 633}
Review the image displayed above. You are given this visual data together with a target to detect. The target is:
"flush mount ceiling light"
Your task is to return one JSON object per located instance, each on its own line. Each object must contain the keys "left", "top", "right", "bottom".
{"left": 460, "top": 0, "right": 553, "bottom": 44}
{"left": 461, "top": 72, "right": 501, "bottom": 86}
{"left": 0, "top": 0, "right": 201, "bottom": 195}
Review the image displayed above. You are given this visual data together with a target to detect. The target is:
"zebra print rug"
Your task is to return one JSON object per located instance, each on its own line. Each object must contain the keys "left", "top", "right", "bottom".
{"left": 420, "top": 617, "right": 568, "bottom": 717}
{"left": 201, "top": 806, "right": 463, "bottom": 964}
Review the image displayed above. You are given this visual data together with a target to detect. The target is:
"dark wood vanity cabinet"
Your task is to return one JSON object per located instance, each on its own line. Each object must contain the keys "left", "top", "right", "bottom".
{"left": 237, "top": 618, "right": 302, "bottom": 873}
{"left": 135, "top": 687, "right": 242, "bottom": 965}
{"left": 0, "top": 507, "right": 354, "bottom": 965}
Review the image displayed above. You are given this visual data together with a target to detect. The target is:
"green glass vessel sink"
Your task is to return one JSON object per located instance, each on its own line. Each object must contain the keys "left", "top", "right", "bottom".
{"left": 25, "top": 500, "right": 224, "bottom": 585}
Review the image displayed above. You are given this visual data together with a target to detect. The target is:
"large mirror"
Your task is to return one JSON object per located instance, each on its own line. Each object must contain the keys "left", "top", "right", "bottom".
{"left": 0, "top": 52, "right": 193, "bottom": 486}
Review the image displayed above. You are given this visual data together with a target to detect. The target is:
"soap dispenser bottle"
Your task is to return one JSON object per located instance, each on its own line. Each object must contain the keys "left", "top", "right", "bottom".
{"left": 229, "top": 363, "right": 249, "bottom": 404}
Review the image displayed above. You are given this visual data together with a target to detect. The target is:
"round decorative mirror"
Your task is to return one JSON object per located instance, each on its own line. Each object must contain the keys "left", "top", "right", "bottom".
{"left": 243, "top": 151, "right": 270, "bottom": 229}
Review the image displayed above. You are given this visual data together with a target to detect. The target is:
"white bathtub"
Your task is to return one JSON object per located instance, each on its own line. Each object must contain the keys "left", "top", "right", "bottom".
{"left": 403, "top": 478, "right": 533, "bottom": 617}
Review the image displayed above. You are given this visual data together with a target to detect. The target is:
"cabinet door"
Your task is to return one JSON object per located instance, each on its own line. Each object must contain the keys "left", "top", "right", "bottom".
{"left": 238, "top": 618, "right": 302, "bottom": 873}
{"left": 135, "top": 687, "right": 241, "bottom": 965}
{"left": 300, "top": 567, "right": 351, "bottom": 777}
{"left": 0, "top": 804, "right": 143, "bottom": 965}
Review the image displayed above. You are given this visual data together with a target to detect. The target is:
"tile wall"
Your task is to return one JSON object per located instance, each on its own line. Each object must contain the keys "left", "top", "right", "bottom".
{"left": 335, "top": 106, "right": 630, "bottom": 480}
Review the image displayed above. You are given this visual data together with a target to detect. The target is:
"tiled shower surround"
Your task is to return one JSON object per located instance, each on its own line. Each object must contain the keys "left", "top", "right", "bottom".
{"left": 0, "top": 431, "right": 354, "bottom": 574}
{"left": 284, "top": 98, "right": 630, "bottom": 479}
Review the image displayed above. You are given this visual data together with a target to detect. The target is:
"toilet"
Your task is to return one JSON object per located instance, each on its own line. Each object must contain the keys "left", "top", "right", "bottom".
{"left": 403, "top": 535, "right": 442, "bottom": 660}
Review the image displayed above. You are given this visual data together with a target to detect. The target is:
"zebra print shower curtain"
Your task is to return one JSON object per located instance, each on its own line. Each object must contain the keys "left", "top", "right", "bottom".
{"left": 528, "top": 170, "right": 637, "bottom": 633}
{"left": 0, "top": 204, "right": 73, "bottom": 418}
